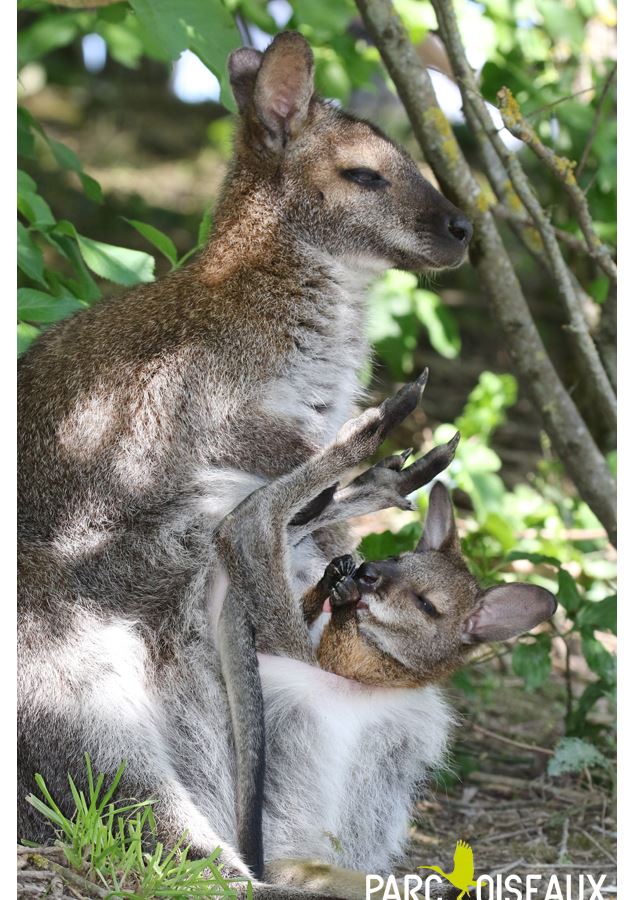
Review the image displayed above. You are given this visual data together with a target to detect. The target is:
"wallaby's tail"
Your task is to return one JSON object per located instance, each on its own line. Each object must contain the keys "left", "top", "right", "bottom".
{"left": 217, "top": 587, "right": 265, "bottom": 880}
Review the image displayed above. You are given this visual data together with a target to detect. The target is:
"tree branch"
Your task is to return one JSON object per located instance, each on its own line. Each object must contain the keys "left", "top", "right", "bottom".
{"left": 354, "top": 0, "right": 616, "bottom": 545}
{"left": 430, "top": 0, "right": 616, "bottom": 435}
{"left": 577, "top": 62, "right": 617, "bottom": 179}
{"left": 497, "top": 86, "right": 617, "bottom": 283}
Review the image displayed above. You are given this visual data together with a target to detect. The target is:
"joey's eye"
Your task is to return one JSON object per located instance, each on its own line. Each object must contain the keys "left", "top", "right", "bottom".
{"left": 414, "top": 595, "right": 439, "bottom": 618}
{"left": 341, "top": 168, "right": 389, "bottom": 189}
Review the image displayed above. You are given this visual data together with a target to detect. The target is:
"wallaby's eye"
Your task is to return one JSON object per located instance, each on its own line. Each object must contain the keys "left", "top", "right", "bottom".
{"left": 341, "top": 168, "right": 389, "bottom": 189}
{"left": 414, "top": 595, "right": 439, "bottom": 618}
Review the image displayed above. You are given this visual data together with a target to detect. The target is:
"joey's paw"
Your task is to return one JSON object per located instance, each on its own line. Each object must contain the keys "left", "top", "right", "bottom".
{"left": 323, "top": 555, "right": 360, "bottom": 609}
{"left": 323, "top": 555, "right": 357, "bottom": 590}
{"left": 329, "top": 575, "right": 361, "bottom": 609}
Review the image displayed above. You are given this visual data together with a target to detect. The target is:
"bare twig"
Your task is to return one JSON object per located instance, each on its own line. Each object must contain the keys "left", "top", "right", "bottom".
{"left": 497, "top": 86, "right": 617, "bottom": 283}
{"left": 430, "top": 2, "right": 616, "bottom": 436}
{"left": 558, "top": 817, "right": 570, "bottom": 863}
{"left": 471, "top": 723, "right": 554, "bottom": 757}
{"left": 584, "top": 829, "right": 617, "bottom": 865}
{"left": 492, "top": 204, "right": 592, "bottom": 257}
{"left": 578, "top": 63, "right": 617, "bottom": 179}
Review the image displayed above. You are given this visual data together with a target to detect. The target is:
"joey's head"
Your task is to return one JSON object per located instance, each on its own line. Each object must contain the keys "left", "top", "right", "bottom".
{"left": 318, "top": 483, "right": 557, "bottom": 687}
{"left": 227, "top": 32, "right": 472, "bottom": 273}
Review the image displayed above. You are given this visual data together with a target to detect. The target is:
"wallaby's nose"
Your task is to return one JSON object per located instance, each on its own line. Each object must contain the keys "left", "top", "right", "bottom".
{"left": 356, "top": 562, "right": 382, "bottom": 588}
{"left": 446, "top": 212, "right": 473, "bottom": 246}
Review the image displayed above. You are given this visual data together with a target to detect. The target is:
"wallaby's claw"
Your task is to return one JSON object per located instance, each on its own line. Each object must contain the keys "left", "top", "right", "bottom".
{"left": 396, "top": 432, "right": 460, "bottom": 495}
{"left": 377, "top": 448, "right": 413, "bottom": 472}
{"left": 376, "top": 368, "right": 428, "bottom": 438}
{"left": 322, "top": 556, "right": 361, "bottom": 609}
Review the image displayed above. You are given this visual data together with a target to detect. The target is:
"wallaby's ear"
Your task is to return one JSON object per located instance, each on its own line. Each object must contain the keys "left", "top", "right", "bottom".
{"left": 416, "top": 482, "right": 460, "bottom": 554}
{"left": 252, "top": 31, "right": 315, "bottom": 150}
{"left": 462, "top": 583, "right": 557, "bottom": 644}
{"left": 228, "top": 47, "right": 263, "bottom": 114}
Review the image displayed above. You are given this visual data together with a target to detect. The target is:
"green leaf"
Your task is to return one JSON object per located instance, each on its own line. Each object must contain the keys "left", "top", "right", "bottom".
{"left": 77, "top": 235, "right": 155, "bottom": 286}
{"left": 18, "top": 223, "right": 46, "bottom": 286}
{"left": 511, "top": 634, "right": 552, "bottom": 690}
{"left": 45, "top": 227, "right": 102, "bottom": 303}
{"left": 576, "top": 595, "right": 616, "bottom": 635}
{"left": 18, "top": 11, "right": 82, "bottom": 67}
{"left": 124, "top": 218, "right": 178, "bottom": 266}
{"left": 17, "top": 169, "right": 37, "bottom": 194}
{"left": 129, "top": 0, "right": 242, "bottom": 109}
{"left": 53, "top": 220, "right": 154, "bottom": 286}
{"left": 413, "top": 289, "right": 461, "bottom": 359}
{"left": 360, "top": 522, "right": 422, "bottom": 561}
{"left": 547, "top": 737, "right": 608, "bottom": 777}
{"left": 581, "top": 632, "right": 616, "bottom": 686}
{"left": 18, "top": 188, "right": 56, "bottom": 230}
{"left": 18, "top": 107, "right": 36, "bottom": 159}
{"left": 17, "top": 322, "right": 41, "bottom": 356}
{"left": 45, "top": 136, "right": 104, "bottom": 204}
{"left": 506, "top": 551, "right": 562, "bottom": 568}
{"left": 18, "top": 288, "right": 84, "bottom": 325}
{"left": 197, "top": 208, "right": 212, "bottom": 247}
{"left": 557, "top": 569, "right": 582, "bottom": 616}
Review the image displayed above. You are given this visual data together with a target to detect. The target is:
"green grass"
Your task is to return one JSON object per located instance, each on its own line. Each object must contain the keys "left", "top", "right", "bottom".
{"left": 24, "top": 753, "right": 252, "bottom": 898}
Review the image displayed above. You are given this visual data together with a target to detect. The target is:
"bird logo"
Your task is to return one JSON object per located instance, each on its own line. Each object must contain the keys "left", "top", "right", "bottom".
{"left": 418, "top": 840, "right": 478, "bottom": 899}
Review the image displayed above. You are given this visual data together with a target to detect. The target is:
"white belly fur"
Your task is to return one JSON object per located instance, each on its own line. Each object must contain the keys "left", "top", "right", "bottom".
{"left": 258, "top": 653, "right": 454, "bottom": 871}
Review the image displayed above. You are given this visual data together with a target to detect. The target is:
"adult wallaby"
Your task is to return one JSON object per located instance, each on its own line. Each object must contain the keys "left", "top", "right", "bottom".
{"left": 214, "top": 468, "right": 556, "bottom": 898}
{"left": 17, "top": 27, "right": 471, "bottom": 887}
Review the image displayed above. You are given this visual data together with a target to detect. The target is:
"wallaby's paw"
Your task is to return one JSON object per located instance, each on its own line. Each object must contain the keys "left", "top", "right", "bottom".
{"left": 265, "top": 858, "right": 368, "bottom": 900}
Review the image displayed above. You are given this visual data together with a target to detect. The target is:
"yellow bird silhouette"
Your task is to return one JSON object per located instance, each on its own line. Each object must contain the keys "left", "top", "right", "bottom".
{"left": 418, "top": 840, "right": 478, "bottom": 899}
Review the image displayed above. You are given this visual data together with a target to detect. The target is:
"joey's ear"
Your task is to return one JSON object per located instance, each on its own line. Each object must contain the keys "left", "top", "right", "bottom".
{"left": 462, "top": 583, "right": 557, "bottom": 644}
{"left": 416, "top": 482, "right": 460, "bottom": 555}
{"left": 228, "top": 47, "right": 263, "bottom": 114}
{"left": 252, "top": 31, "right": 314, "bottom": 150}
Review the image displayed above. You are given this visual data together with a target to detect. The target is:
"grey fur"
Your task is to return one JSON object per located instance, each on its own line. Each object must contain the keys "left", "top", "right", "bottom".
{"left": 17, "top": 29, "right": 471, "bottom": 897}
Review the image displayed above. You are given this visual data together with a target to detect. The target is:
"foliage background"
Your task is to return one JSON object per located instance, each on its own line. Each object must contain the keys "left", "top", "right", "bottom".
{"left": 17, "top": 0, "right": 616, "bottom": 881}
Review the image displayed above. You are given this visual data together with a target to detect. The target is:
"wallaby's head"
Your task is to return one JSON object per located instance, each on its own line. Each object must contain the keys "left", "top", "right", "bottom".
{"left": 318, "top": 482, "right": 557, "bottom": 687}
{"left": 227, "top": 32, "right": 471, "bottom": 271}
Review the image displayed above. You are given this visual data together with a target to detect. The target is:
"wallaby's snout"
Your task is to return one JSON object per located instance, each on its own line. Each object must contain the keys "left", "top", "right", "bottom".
{"left": 228, "top": 30, "right": 472, "bottom": 275}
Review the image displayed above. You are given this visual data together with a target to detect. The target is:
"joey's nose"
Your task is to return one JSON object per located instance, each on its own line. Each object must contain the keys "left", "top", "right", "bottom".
{"left": 446, "top": 213, "right": 473, "bottom": 246}
{"left": 356, "top": 562, "right": 382, "bottom": 588}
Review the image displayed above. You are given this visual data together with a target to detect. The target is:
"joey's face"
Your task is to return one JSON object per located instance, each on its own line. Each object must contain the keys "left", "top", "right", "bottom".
{"left": 319, "top": 482, "right": 557, "bottom": 688}
{"left": 228, "top": 33, "right": 472, "bottom": 274}
{"left": 351, "top": 552, "right": 481, "bottom": 683}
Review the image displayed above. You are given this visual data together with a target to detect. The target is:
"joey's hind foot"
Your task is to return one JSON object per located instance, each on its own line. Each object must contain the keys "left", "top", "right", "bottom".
{"left": 333, "top": 370, "right": 429, "bottom": 464}
{"left": 346, "top": 431, "right": 461, "bottom": 512}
